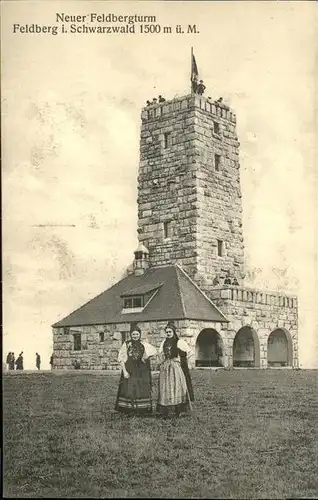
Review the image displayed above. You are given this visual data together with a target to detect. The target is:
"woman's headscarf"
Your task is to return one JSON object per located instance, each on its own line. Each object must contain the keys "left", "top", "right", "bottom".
{"left": 163, "top": 322, "right": 179, "bottom": 357}
{"left": 129, "top": 322, "right": 142, "bottom": 343}
{"left": 165, "top": 322, "right": 179, "bottom": 341}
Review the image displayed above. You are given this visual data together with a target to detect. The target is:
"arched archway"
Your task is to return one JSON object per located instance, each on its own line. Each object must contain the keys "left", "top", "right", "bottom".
{"left": 233, "top": 326, "right": 260, "bottom": 368}
{"left": 195, "top": 329, "right": 224, "bottom": 367}
{"left": 267, "top": 328, "right": 293, "bottom": 367}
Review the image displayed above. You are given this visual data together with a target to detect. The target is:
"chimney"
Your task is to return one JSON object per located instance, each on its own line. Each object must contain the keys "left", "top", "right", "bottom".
{"left": 133, "top": 242, "right": 149, "bottom": 276}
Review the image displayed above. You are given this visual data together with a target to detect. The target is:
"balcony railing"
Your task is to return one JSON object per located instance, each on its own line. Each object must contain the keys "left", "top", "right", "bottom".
{"left": 210, "top": 286, "right": 297, "bottom": 308}
{"left": 141, "top": 94, "right": 236, "bottom": 123}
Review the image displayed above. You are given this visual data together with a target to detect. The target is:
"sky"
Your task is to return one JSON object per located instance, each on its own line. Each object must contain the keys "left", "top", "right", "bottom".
{"left": 2, "top": 1, "right": 318, "bottom": 369}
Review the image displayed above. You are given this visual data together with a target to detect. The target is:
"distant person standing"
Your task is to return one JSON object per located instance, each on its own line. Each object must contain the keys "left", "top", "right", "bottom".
{"left": 9, "top": 352, "right": 15, "bottom": 370}
{"left": 36, "top": 353, "right": 41, "bottom": 370}
{"left": 6, "top": 352, "right": 11, "bottom": 370}
{"left": 50, "top": 353, "right": 54, "bottom": 370}
{"left": 15, "top": 352, "right": 24, "bottom": 370}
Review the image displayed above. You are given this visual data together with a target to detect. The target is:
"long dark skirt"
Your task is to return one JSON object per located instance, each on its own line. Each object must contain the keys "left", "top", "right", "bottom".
{"left": 115, "top": 359, "right": 152, "bottom": 415}
{"left": 181, "top": 359, "right": 194, "bottom": 402}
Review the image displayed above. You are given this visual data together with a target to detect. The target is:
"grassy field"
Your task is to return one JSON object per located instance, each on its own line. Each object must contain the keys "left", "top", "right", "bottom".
{"left": 3, "top": 369, "right": 318, "bottom": 499}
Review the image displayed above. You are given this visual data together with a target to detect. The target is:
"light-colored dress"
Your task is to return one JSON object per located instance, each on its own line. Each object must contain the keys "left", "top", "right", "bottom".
{"left": 115, "top": 340, "right": 157, "bottom": 415}
{"left": 157, "top": 338, "right": 194, "bottom": 416}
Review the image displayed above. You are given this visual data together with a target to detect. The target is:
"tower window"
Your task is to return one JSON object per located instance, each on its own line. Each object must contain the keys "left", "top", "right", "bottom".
{"left": 215, "top": 154, "right": 221, "bottom": 171}
{"left": 99, "top": 332, "right": 104, "bottom": 342}
{"left": 73, "top": 333, "right": 82, "bottom": 351}
{"left": 164, "top": 132, "right": 172, "bottom": 149}
{"left": 163, "top": 221, "right": 172, "bottom": 239}
{"left": 217, "top": 239, "right": 224, "bottom": 257}
{"left": 213, "top": 122, "right": 220, "bottom": 135}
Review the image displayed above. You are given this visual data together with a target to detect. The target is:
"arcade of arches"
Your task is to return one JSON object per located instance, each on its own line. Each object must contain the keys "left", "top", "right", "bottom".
{"left": 195, "top": 326, "right": 293, "bottom": 368}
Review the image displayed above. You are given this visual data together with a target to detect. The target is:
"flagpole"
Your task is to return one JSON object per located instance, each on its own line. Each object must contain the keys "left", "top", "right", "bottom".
{"left": 190, "top": 47, "right": 193, "bottom": 94}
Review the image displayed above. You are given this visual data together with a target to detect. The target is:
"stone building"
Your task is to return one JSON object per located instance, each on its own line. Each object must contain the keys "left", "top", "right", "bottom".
{"left": 52, "top": 91, "right": 299, "bottom": 370}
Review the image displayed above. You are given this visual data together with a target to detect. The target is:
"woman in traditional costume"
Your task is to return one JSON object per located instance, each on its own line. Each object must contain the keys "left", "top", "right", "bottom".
{"left": 115, "top": 323, "right": 157, "bottom": 415}
{"left": 157, "top": 322, "right": 194, "bottom": 418}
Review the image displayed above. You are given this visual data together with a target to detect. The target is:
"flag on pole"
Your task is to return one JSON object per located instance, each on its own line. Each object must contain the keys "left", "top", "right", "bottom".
{"left": 191, "top": 48, "right": 199, "bottom": 93}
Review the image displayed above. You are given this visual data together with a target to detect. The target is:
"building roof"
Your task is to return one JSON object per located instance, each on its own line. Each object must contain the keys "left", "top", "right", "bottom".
{"left": 52, "top": 264, "right": 228, "bottom": 328}
{"left": 120, "top": 283, "right": 163, "bottom": 297}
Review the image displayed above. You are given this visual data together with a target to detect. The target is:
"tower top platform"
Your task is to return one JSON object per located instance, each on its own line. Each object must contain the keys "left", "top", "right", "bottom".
{"left": 141, "top": 94, "right": 237, "bottom": 124}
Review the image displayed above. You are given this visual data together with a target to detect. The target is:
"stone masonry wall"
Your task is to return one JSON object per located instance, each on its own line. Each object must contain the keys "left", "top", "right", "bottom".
{"left": 53, "top": 323, "right": 126, "bottom": 371}
{"left": 53, "top": 320, "right": 196, "bottom": 371}
{"left": 210, "top": 286, "right": 298, "bottom": 368}
{"left": 194, "top": 97, "right": 245, "bottom": 290}
{"left": 138, "top": 94, "right": 245, "bottom": 289}
{"left": 53, "top": 302, "right": 297, "bottom": 371}
{"left": 138, "top": 96, "right": 198, "bottom": 280}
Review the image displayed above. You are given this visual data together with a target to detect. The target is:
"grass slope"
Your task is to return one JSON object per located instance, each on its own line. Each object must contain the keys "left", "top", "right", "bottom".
{"left": 3, "top": 369, "right": 318, "bottom": 498}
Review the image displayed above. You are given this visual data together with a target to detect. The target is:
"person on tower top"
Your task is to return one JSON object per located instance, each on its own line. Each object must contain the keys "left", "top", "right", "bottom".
{"left": 196, "top": 80, "right": 206, "bottom": 95}
{"left": 224, "top": 275, "right": 232, "bottom": 285}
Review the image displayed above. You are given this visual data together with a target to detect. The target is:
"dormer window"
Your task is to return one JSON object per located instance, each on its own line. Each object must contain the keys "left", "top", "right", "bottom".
{"left": 121, "top": 283, "right": 163, "bottom": 314}
{"left": 123, "top": 296, "right": 144, "bottom": 309}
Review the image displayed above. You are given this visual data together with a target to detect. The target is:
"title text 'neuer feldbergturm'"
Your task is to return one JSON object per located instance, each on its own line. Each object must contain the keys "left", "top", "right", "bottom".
{"left": 56, "top": 13, "right": 157, "bottom": 24}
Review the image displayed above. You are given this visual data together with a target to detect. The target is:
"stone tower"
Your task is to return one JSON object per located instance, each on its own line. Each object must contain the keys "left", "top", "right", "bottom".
{"left": 137, "top": 94, "right": 245, "bottom": 294}
{"left": 52, "top": 84, "right": 299, "bottom": 371}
